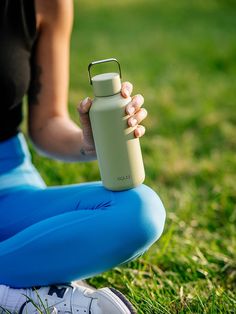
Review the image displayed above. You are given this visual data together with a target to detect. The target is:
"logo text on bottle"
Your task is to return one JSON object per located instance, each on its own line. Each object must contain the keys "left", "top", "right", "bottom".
{"left": 117, "top": 175, "right": 131, "bottom": 181}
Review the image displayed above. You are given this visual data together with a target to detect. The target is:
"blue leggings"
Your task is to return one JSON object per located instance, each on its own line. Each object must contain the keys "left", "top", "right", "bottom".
{"left": 0, "top": 133, "right": 166, "bottom": 288}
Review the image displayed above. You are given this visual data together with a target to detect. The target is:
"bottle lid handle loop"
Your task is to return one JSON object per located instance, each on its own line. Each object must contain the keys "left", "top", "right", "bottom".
{"left": 88, "top": 58, "right": 122, "bottom": 85}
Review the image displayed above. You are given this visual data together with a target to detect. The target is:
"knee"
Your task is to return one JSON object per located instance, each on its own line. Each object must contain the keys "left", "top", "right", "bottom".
{"left": 132, "top": 184, "right": 166, "bottom": 248}
{"left": 117, "top": 184, "right": 166, "bottom": 254}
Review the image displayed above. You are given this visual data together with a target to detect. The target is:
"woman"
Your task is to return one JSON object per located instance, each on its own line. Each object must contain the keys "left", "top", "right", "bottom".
{"left": 0, "top": 1, "right": 166, "bottom": 313}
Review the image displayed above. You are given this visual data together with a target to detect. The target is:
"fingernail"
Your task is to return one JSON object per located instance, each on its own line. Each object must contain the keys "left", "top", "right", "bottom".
{"left": 123, "top": 89, "right": 129, "bottom": 97}
{"left": 82, "top": 97, "right": 89, "bottom": 107}
{"left": 127, "top": 106, "right": 135, "bottom": 115}
{"left": 130, "top": 118, "right": 137, "bottom": 127}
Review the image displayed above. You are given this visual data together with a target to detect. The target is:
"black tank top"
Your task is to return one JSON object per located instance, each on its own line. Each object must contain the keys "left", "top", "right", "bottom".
{"left": 0, "top": 0, "right": 37, "bottom": 142}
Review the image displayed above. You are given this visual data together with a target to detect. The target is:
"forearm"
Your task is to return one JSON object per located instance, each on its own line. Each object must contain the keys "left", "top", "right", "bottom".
{"left": 29, "top": 116, "right": 97, "bottom": 162}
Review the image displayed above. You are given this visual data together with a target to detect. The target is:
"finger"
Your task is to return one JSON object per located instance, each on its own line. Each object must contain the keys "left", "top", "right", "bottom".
{"left": 134, "top": 125, "right": 146, "bottom": 138}
{"left": 126, "top": 94, "right": 144, "bottom": 115}
{"left": 121, "top": 81, "right": 133, "bottom": 98}
{"left": 128, "top": 108, "right": 148, "bottom": 127}
{"left": 77, "top": 97, "right": 92, "bottom": 114}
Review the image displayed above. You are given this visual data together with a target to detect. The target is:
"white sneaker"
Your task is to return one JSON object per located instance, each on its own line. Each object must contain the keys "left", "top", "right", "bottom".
{"left": 18, "top": 282, "right": 137, "bottom": 314}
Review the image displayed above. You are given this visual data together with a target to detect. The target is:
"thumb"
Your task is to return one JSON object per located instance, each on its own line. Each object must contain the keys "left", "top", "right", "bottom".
{"left": 77, "top": 97, "right": 93, "bottom": 126}
{"left": 77, "top": 97, "right": 92, "bottom": 115}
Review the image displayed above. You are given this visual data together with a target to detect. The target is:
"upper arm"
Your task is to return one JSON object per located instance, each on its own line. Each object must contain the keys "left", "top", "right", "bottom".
{"left": 28, "top": 0, "right": 73, "bottom": 133}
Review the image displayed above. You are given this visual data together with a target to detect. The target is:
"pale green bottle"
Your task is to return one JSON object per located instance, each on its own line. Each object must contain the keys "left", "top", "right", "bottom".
{"left": 88, "top": 58, "right": 145, "bottom": 191}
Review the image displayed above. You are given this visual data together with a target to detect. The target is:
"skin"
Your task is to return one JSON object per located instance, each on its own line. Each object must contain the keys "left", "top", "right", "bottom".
{"left": 28, "top": 0, "right": 148, "bottom": 162}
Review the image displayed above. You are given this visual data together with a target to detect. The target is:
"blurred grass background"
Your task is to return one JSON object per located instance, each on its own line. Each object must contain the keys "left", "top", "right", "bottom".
{"left": 27, "top": 0, "right": 236, "bottom": 312}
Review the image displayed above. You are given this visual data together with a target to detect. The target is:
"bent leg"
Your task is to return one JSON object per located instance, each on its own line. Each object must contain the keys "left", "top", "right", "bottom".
{"left": 0, "top": 182, "right": 165, "bottom": 288}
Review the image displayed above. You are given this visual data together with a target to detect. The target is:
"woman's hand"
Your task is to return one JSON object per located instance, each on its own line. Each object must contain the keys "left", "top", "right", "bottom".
{"left": 77, "top": 81, "right": 147, "bottom": 157}
{"left": 77, "top": 97, "right": 97, "bottom": 159}
{"left": 121, "top": 81, "right": 147, "bottom": 138}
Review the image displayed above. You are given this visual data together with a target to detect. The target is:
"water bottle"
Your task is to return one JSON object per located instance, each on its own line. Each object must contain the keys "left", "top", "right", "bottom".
{"left": 88, "top": 58, "right": 145, "bottom": 191}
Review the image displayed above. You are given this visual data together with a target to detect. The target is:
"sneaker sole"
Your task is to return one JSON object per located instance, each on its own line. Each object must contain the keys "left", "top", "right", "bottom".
{"left": 109, "top": 288, "right": 137, "bottom": 314}
{"left": 93, "top": 287, "right": 137, "bottom": 314}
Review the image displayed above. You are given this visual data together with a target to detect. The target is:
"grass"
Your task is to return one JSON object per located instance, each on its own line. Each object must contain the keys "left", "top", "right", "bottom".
{"left": 23, "top": 0, "right": 236, "bottom": 313}
{"left": 0, "top": 289, "right": 57, "bottom": 314}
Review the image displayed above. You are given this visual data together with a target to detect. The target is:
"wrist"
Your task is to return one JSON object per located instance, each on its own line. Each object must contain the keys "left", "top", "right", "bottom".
{"left": 78, "top": 137, "right": 97, "bottom": 162}
{"left": 79, "top": 147, "right": 97, "bottom": 162}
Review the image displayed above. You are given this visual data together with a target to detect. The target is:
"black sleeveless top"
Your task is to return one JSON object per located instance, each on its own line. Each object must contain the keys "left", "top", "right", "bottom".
{"left": 0, "top": 0, "right": 37, "bottom": 142}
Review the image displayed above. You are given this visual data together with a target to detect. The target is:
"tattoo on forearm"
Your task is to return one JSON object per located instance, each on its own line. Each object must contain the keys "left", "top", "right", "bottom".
{"left": 28, "top": 64, "right": 42, "bottom": 105}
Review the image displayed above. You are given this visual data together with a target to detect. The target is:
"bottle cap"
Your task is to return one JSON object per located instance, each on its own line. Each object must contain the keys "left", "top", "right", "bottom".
{"left": 91, "top": 72, "right": 121, "bottom": 97}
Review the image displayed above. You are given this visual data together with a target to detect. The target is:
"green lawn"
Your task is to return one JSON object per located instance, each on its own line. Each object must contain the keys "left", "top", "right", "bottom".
{"left": 28, "top": 0, "right": 236, "bottom": 313}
